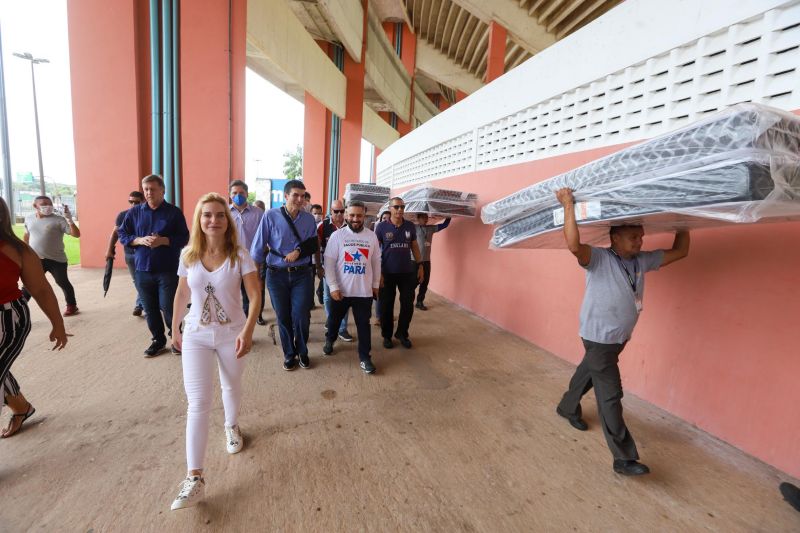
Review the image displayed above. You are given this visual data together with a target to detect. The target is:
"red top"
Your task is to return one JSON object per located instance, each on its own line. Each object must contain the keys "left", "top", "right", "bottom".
{"left": 0, "top": 240, "right": 23, "bottom": 304}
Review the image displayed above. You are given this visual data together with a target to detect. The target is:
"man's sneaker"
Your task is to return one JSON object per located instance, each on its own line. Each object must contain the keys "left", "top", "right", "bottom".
{"left": 323, "top": 340, "right": 334, "bottom": 356}
{"left": 613, "top": 459, "right": 650, "bottom": 476}
{"left": 338, "top": 330, "right": 354, "bottom": 342}
{"left": 171, "top": 344, "right": 182, "bottom": 356}
{"left": 415, "top": 302, "right": 428, "bottom": 311}
{"left": 144, "top": 341, "right": 167, "bottom": 358}
{"left": 63, "top": 305, "right": 79, "bottom": 317}
{"left": 360, "top": 359, "right": 376, "bottom": 374}
{"left": 132, "top": 306, "right": 143, "bottom": 316}
{"left": 170, "top": 475, "right": 205, "bottom": 510}
{"left": 298, "top": 353, "right": 311, "bottom": 369}
{"left": 382, "top": 338, "right": 393, "bottom": 349}
{"left": 394, "top": 335, "right": 412, "bottom": 349}
{"left": 225, "top": 425, "right": 243, "bottom": 454}
{"left": 283, "top": 357, "right": 298, "bottom": 371}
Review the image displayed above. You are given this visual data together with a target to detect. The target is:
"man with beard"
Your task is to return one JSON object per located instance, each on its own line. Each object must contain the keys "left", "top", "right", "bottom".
{"left": 321, "top": 201, "right": 381, "bottom": 374}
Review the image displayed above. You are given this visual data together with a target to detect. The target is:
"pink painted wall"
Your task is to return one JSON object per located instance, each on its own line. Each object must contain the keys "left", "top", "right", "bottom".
{"left": 417, "top": 140, "right": 800, "bottom": 478}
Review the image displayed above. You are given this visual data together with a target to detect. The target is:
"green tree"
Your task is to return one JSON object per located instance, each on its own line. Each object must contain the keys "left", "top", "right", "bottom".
{"left": 282, "top": 145, "right": 303, "bottom": 180}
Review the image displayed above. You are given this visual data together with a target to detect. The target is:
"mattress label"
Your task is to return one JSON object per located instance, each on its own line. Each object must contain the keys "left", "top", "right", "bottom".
{"left": 553, "top": 201, "right": 602, "bottom": 226}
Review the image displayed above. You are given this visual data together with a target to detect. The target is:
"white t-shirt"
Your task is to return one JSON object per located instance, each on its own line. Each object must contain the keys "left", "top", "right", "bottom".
{"left": 177, "top": 246, "right": 256, "bottom": 327}
{"left": 324, "top": 225, "right": 381, "bottom": 297}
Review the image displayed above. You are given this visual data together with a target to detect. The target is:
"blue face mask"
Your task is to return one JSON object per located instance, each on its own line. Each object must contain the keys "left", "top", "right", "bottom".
{"left": 232, "top": 193, "right": 247, "bottom": 207}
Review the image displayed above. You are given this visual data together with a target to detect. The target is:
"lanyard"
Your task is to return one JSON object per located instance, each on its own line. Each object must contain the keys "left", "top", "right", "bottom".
{"left": 609, "top": 248, "right": 638, "bottom": 293}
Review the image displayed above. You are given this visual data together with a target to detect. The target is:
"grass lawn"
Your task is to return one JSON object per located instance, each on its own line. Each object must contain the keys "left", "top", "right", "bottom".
{"left": 12, "top": 223, "right": 81, "bottom": 266}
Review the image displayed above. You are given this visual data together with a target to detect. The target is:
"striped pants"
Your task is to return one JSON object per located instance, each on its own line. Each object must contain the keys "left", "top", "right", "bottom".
{"left": 0, "top": 298, "right": 31, "bottom": 407}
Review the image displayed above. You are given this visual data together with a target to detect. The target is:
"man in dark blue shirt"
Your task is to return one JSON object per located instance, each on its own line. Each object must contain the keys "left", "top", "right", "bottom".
{"left": 250, "top": 179, "right": 318, "bottom": 371}
{"left": 118, "top": 175, "right": 189, "bottom": 357}
{"left": 106, "top": 191, "right": 145, "bottom": 316}
{"left": 375, "top": 197, "right": 424, "bottom": 349}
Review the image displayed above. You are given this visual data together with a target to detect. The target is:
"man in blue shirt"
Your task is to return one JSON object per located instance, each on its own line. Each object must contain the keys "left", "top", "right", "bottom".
{"left": 118, "top": 175, "right": 190, "bottom": 357}
{"left": 229, "top": 179, "right": 265, "bottom": 323}
{"left": 106, "top": 191, "right": 145, "bottom": 316}
{"left": 375, "top": 197, "right": 424, "bottom": 349}
{"left": 250, "top": 180, "right": 318, "bottom": 371}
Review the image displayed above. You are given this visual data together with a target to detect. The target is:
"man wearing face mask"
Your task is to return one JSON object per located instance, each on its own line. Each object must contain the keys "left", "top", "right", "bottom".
{"left": 322, "top": 201, "right": 381, "bottom": 374}
{"left": 106, "top": 191, "right": 145, "bottom": 316}
{"left": 317, "top": 199, "right": 352, "bottom": 342}
{"left": 24, "top": 196, "right": 81, "bottom": 316}
{"left": 229, "top": 180, "right": 265, "bottom": 324}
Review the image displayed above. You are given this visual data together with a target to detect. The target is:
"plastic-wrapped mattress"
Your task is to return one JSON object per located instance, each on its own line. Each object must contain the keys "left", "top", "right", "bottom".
{"left": 379, "top": 185, "right": 478, "bottom": 220}
{"left": 481, "top": 103, "right": 800, "bottom": 249}
{"left": 343, "top": 183, "right": 390, "bottom": 216}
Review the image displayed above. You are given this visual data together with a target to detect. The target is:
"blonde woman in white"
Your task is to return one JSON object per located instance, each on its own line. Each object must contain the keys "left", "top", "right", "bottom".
{"left": 169, "top": 193, "right": 260, "bottom": 510}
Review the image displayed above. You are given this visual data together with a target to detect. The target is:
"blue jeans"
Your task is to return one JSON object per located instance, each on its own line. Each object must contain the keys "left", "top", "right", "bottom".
{"left": 124, "top": 253, "right": 144, "bottom": 309}
{"left": 135, "top": 270, "right": 179, "bottom": 345}
{"left": 323, "top": 279, "right": 348, "bottom": 334}
{"left": 266, "top": 268, "right": 313, "bottom": 360}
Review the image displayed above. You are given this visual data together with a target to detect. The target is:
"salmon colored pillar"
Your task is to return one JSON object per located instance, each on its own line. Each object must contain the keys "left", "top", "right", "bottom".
{"left": 428, "top": 93, "right": 450, "bottom": 112}
{"left": 456, "top": 90, "right": 468, "bottom": 102}
{"left": 303, "top": 92, "right": 330, "bottom": 209}
{"left": 337, "top": 1, "right": 368, "bottom": 196}
{"left": 67, "top": 0, "right": 146, "bottom": 268}
{"left": 180, "top": 0, "right": 246, "bottom": 209}
{"left": 485, "top": 21, "right": 507, "bottom": 83}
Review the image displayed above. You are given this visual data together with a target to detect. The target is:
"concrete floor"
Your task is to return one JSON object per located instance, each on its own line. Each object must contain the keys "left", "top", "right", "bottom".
{"left": 0, "top": 267, "right": 797, "bottom": 532}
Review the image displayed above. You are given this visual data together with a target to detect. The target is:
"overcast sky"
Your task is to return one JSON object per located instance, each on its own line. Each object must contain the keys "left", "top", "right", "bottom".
{"left": 1, "top": 0, "right": 371, "bottom": 192}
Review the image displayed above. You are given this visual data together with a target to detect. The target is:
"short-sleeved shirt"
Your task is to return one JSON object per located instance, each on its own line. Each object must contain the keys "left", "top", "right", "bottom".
{"left": 24, "top": 214, "right": 70, "bottom": 263}
{"left": 375, "top": 219, "right": 417, "bottom": 274}
{"left": 579, "top": 246, "right": 664, "bottom": 344}
{"left": 115, "top": 209, "right": 136, "bottom": 256}
{"left": 177, "top": 246, "right": 256, "bottom": 328}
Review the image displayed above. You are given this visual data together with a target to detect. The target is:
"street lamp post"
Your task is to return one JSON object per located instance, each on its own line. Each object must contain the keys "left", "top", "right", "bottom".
{"left": 13, "top": 52, "right": 48, "bottom": 196}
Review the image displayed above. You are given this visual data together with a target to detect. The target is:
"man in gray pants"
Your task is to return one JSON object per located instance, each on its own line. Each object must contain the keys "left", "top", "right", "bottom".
{"left": 554, "top": 187, "right": 690, "bottom": 476}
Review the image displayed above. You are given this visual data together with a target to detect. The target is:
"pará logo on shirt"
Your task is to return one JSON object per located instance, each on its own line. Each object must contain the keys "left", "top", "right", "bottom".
{"left": 343, "top": 247, "right": 370, "bottom": 275}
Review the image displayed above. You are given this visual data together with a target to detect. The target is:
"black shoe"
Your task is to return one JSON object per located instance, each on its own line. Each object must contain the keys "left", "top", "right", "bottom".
{"left": 360, "top": 359, "right": 376, "bottom": 374}
{"left": 613, "top": 460, "right": 650, "bottom": 476}
{"left": 338, "top": 330, "right": 353, "bottom": 342}
{"left": 394, "top": 335, "right": 412, "bottom": 349}
{"left": 257, "top": 316, "right": 266, "bottom": 326}
{"left": 780, "top": 482, "right": 800, "bottom": 512}
{"left": 415, "top": 302, "right": 427, "bottom": 311}
{"left": 323, "top": 340, "right": 334, "bottom": 356}
{"left": 144, "top": 341, "right": 166, "bottom": 358}
{"left": 132, "top": 306, "right": 143, "bottom": 317}
{"left": 283, "top": 358, "right": 298, "bottom": 371}
{"left": 299, "top": 353, "right": 311, "bottom": 369}
{"left": 171, "top": 344, "right": 182, "bottom": 356}
{"left": 383, "top": 338, "right": 393, "bottom": 349}
{"left": 556, "top": 406, "right": 588, "bottom": 431}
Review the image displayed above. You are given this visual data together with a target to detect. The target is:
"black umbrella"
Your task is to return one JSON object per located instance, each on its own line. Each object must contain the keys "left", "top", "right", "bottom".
{"left": 103, "top": 257, "right": 114, "bottom": 296}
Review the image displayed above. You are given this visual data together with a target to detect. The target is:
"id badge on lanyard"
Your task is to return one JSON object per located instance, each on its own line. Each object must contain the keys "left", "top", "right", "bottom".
{"left": 610, "top": 249, "right": 642, "bottom": 313}
{"left": 634, "top": 293, "right": 643, "bottom": 313}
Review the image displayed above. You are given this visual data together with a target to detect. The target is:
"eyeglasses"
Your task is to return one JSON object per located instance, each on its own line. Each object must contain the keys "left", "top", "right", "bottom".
{"left": 332, "top": 209, "right": 345, "bottom": 214}
{"left": 390, "top": 205, "right": 405, "bottom": 210}
{"left": 128, "top": 200, "right": 140, "bottom": 204}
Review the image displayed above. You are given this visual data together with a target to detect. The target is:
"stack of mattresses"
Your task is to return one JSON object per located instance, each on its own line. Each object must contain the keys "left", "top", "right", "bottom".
{"left": 481, "top": 103, "right": 800, "bottom": 249}
{"left": 379, "top": 185, "right": 478, "bottom": 222}
{"left": 343, "top": 183, "right": 390, "bottom": 216}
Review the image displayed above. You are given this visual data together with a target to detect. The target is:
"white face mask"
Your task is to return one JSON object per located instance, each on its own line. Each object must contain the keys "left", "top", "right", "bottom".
{"left": 314, "top": 214, "right": 322, "bottom": 223}
{"left": 38, "top": 205, "right": 54, "bottom": 216}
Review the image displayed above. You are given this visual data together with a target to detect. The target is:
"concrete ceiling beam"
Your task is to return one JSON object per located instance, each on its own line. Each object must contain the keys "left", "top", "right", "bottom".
{"left": 415, "top": 38, "right": 483, "bottom": 95}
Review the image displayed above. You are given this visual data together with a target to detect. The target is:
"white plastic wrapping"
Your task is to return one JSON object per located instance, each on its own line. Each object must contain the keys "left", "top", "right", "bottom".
{"left": 343, "top": 183, "right": 390, "bottom": 216}
{"left": 378, "top": 184, "right": 478, "bottom": 221}
{"left": 480, "top": 103, "right": 800, "bottom": 249}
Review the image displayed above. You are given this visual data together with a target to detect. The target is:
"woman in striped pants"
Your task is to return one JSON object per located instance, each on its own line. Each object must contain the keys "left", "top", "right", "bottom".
{"left": 0, "top": 197, "right": 67, "bottom": 438}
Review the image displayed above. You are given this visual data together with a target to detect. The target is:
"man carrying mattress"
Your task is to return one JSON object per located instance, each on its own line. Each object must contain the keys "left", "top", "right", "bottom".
{"left": 554, "top": 187, "right": 690, "bottom": 476}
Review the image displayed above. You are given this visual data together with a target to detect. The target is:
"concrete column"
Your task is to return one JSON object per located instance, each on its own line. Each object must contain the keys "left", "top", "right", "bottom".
{"left": 303, "top": 91, "right": 330, "bottom": 209}
{"left": 428, "top": 92, "right": 450, "bottom": 112}
{"left": 485, "top": 20, "right": 507, "bottom": 83}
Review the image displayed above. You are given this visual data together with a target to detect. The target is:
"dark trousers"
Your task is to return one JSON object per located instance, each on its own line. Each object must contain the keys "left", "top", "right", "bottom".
{"left": 124, "top": 253, "right": 144, "bottom": 309}
{"left": 41, "top": 258, "right": 77, "bottom": 306}
{"left": 316, "top": 276, "right": 324, "bottom": 304}
{"left": 557, "top": 339, "right": 639, "bottom": 461}
{"left": 325, "top": 296, "right": 373, "bottom": 361}
{"left": 258, "top": 263, "right": 267, "bottom": 315}
{"left": 266, "top": 268, "right": 313, "bottom": 360}
{"left": 380, "top": 271, "right": 417, "bottom": 340}
{"left": 416, "top": 261, "right": 432, "bottom": 304}
{"left": 0, "top": 299, "right": 31, "bottom": 404}
{"left": 135, "top": 270, "right": 179, "bottom": 345}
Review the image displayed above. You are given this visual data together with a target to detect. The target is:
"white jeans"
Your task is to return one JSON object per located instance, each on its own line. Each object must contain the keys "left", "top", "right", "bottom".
{"left": 181, "top": 322, "right": 245, "bottom": 471}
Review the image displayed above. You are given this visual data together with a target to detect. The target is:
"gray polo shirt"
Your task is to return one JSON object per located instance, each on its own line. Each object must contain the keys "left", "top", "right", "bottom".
{"left": 579, "top": 246, "right": 664, "bottom": 344}
{"left": 25, "top": 213, "right": 70, "bottom": 263}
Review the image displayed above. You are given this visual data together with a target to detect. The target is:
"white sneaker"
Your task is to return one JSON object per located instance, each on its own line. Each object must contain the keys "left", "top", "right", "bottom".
{"left": 225, "top": 424, "right": 243, "bottom": 454}
{"left": 170, "top": 475, "right": 205, "bottom": 510}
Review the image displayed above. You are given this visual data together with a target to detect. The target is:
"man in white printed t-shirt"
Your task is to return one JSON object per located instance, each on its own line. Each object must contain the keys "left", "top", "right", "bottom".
{"left": 321, "top": 200, "right": 382, "bottom": 374}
